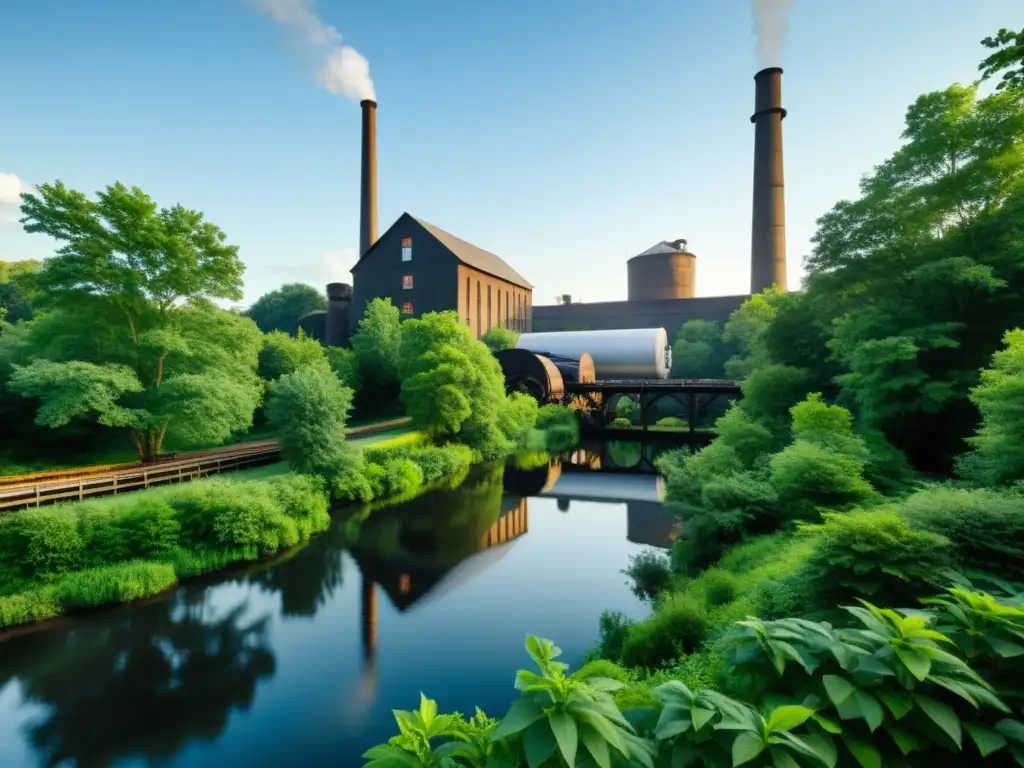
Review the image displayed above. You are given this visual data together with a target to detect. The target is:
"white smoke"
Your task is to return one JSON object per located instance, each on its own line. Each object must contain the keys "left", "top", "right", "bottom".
{"left": 247, "top": 0, "right": 376, "bottom": 101}
{"left": 751, "top": 0, "right": 793, "bottom": 70}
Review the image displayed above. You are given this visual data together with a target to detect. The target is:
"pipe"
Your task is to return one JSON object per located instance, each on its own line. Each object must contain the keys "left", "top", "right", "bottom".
{"left": 750, "top": 67, "right": 787, "bottom": 294}
{"left": 359, "top": 99, "right": 378, "bottom": 258}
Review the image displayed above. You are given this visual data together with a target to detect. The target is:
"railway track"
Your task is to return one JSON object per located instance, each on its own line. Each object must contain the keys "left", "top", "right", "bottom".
{"left": 0, "top": 417, "right": 411, "bottom": 512}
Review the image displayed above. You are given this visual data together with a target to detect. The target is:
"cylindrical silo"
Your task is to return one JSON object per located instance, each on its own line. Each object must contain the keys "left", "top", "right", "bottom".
{"left": 516, "top": 328, "right": 671, "bottom": 380}
{"left": 325, "top": 282, "right": 353, "bottom": 347}
{"left": 627, "top": 239, "right": 696, "bottom": 301}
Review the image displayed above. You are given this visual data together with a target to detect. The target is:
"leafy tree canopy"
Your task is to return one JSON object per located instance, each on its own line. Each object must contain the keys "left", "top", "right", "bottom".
{"left": 0, "top": 258, "right": 42, "bottom": 324}
{"left": 979, "top": 27, "right": 1024, "bottom": 92}
{"left": 351, "top": 297, "right": 402, "bottom": 395}
{"left": 7, "top": 181, "right": 259, "bottom": 459}
{"left": 245, "top": 283, "right": 326, "bottom": 335}
{"left": 481, "top": 326, "right": 519, "bottom": 353}
{"left": 258, "top": 330, "right": 327, "bottom": 382}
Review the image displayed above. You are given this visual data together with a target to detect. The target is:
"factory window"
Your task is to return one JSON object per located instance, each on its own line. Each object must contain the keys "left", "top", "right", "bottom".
{"left": 402, "top": 274, "right": 413, "bottom": 290}
{"left": 401, "top": 237, "right": 412, "bottom": 262}
{"left": 465, "top": 277, "right": 470, "bottom": 324}
{"left": 476, "top": 281, "right": 481, "bottom": 338}
{"left": 401, "top": 302, "right": 413, "bottom": 315}
{"left": 487, "top": 285, "right": 492, "bottom": 332}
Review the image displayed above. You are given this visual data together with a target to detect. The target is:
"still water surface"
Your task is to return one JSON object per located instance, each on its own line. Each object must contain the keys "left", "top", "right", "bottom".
{"left": 0, "top": 454, "right": 681, "bottom": 768}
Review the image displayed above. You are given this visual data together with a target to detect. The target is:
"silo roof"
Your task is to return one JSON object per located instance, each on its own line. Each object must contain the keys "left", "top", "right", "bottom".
{"left": 631, "top": 241, "right": 692, "bottom": 259}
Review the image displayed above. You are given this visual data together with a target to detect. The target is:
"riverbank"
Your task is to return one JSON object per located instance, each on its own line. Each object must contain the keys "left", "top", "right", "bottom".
{"left": 0, "top": 412, "right": 579, "bottom": 632}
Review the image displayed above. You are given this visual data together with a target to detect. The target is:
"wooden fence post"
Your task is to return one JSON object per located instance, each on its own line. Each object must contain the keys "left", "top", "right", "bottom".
{"left": 144, "top": 470, "right": 149, "bottom": 489}
{"left": 79, "top": 481, "right": 83, "bottom": 501}
{"left": 35, "top": 486, "right": 41, "bottom": 507}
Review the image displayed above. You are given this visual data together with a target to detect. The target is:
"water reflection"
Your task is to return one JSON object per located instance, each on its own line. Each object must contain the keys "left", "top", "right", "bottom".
{"left": 0, "top": 445, "right": 679, "bottom": 768}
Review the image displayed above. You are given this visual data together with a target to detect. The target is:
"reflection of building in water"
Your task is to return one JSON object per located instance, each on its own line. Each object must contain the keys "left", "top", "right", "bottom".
{"left": 350, "top": 498, "right": 528, "bottom": 714}
{"left": 626, "top": 501, "right": 682, "bottom": 549}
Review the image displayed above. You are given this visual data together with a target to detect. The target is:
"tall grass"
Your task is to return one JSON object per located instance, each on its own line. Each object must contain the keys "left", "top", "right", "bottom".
{"left": 0, "top": 473, "right": 330, "bottom": 629}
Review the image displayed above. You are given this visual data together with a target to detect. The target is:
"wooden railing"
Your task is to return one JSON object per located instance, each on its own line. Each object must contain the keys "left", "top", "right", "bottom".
{"left": 0, "top": 447, "right": 281, "bottom": 512}
{"left": 0, "top": 417, "right": 412, "bottom": 513}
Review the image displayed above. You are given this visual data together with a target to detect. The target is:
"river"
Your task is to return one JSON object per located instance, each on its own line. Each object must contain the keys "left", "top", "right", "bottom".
{"left": 0, "top": 446, "right": 682, "bottom": 768}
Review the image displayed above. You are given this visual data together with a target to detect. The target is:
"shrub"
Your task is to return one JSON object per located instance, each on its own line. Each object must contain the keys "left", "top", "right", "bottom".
{"left": 714, "top": 404, "right": 775, "bottom": 467}
{"left": 257, "top": 329, "right": 327, "bottom": 381}
{"left": 794, "top": 509, "right": 952, "bottom": 610}
{"left": 769, "top": 440, "right": 874, "bottom": 518}
{"left": 265, "top": 358, "right": 354, "bottom": 479}
{"left": 899, "top": 485, "right": 1024, "bottom": 580}
{"left": 81, "top": 497, "right": 181, "bottom": 565}
{"left": 2, "top": 506, "right": 84, "bottom": 579}
{"left": 737, "top": 363, "right": 812, "bottom": 437}
{"left": 698, "top": 568, "right": 739, "bottom": 607}
{"left": 655, "top": 416, "right": 686, "bottom": 428}
{"left": 263, "top": 474, "right": 331, "bottom": 538}
{"left": 323, "top": 345, "right": 359, "bottom": 389}
{"left": 610, "top": 417, "right": 633, "bottom": 428}
{"left": 859, "top": 427, "right": 917, "bottom": 495}
{"left": 596, "top": 609, "right": 634, "bottom": 660}
{"left": 210, "top": 492, "right": 301, "bottom": 552}
{"left": 481, "top": 325, "right": 519, "bottom": 352}
{"left": 622, "top": 550, "right": 673, "bottom": 601}
{"left": 52, "top": 561, "right": 177, "bottom": 609}
{"left": 379, "top": 458, "right": 424, "bottom": 498}
{"left": 620, "top": 592, "right": 709, "bottom": 668}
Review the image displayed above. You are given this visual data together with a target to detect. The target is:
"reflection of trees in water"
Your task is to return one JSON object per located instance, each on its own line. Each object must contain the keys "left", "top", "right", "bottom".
{"left": 0, "top": 590, "right": 275, "bottom": 768}
{"left": 352, "top": 462, "right": 507, "bottom": 567}
{"left": 249, "top": 520, "right": 349, "bottom": 617}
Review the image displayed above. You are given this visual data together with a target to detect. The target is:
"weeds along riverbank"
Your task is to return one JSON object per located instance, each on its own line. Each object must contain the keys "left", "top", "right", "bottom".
{"left": 0, "top": 407, "right": 580, "bottom": 631}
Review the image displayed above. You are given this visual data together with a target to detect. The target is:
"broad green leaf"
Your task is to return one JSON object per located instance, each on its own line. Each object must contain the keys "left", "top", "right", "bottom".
{"left": 732, "top": 732, "right": 767, "bottom": 766}
{"left": 522, "top": 720, "right": 557, "bottom": 768}
{"left": 654, "top": 681, "right": 695, "bottom": 705}
{"left": 876, "top": 691, "right": 913, "bottom": 720}
{"left": 802, "top": 729, "right": 839, "bottom": 768}
{"left": 997, "top": 719, "right": 1024, "bottom": 744}
{"left": 548, "top": 710, "right": 578, "bottom": 766}
{"left": 895, "top": 647, "right": 931, "bottom": 681}
{"left": 914, "top": 694, "right": 962, "bottom": 748}
{"left": 986, "top": 635, "right": 1024, "bottom": 658}
{"left": 883, "top": 721, "right": 919, "bottom": 755}
{"left": 492, "top": 698, "right": 545, "bottom": 740}
{"left": 842, "top": 731, "right": 882, "bottom": 768}
{"left": 812, "top": 714, "right": 842, "bottom": 734}
{"left": 964, "top": 722, "right": 1009, "bottom": 757}
{"left": 655, "top": 705, "right": 693, "bottom": 740}
{"left": 362, "top": 744, "right": 422, "bottom": 768}
{"left": 767, "top": 705, "right": 815, "bottom": 733}
{"left": 770, "top": 747, "right": 801, "bottom": 768}
{"left": 419, "top": 693, "right": 437, "bottom": 727}
{"left": 855, "top": 692, "right": 884, "bottom": 733}
{"left": 583, "top": 677, "right": 626, "bottom": 693}
{"left": 579, "top": 724, "right": 612, "bottom": 768}
{"left": 574, "top": 708, "right": 628, "bottom": 755}
{"left": 691, "top": 705, "right": 717, "bottom": 732}
{"left": 822, "top": 675, "right": 855, "bottom": 708}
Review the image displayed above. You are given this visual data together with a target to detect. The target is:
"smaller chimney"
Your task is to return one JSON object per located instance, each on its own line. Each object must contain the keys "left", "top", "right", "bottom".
{"left": 359, "top": 99, "right": 378, "bottom": 258}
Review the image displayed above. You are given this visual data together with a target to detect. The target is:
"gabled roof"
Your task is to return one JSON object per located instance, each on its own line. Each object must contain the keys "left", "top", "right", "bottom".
{"left": 352, "top": 212, "right": 533, "bottom": 290}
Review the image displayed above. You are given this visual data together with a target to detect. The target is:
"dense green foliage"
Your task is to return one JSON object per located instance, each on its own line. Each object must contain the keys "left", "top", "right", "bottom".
{"left": 0, "top": 473, "right": 330, "bottom": 629}
{"left": 482, "top": 326, "right": 520, "bottom": 352}
{"left": 351, "top": 297, "right": 403, "bottom": 411}
{"left": 245, "top": 283, "right": 326, "bottom": 335}
{"left": 369, "top": 596, "right": 1024, "bottom": 766}
{"left": 0, "top": 258, "right": 40, "bottom": 324}
{"left": 257, "top": 329, "right": 328, "bottom": 382}
{"left": 399, "top": 310, "right": 539, "bottom": 458}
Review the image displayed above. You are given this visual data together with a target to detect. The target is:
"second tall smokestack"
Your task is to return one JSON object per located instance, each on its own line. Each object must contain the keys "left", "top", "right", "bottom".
{"left": 359, "top": 99, "right": 378, "bottom": 258}
{"left": 750, "top": 67, "right": 787, "bottom": 294}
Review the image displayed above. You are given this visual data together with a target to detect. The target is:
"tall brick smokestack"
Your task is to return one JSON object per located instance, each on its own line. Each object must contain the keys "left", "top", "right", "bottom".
{"left": 359, "top": 99, "right": 378, "bottom": 258}
{"left": 750, "top": 67, "right": 787, "bottom": 294}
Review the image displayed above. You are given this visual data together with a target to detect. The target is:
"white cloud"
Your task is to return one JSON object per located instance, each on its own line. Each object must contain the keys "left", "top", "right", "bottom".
{"left": 267, "top": 247, "right": 358, "bottom": 286}
{"left": 0, "top": 171, "right": 31, "bottom": 227}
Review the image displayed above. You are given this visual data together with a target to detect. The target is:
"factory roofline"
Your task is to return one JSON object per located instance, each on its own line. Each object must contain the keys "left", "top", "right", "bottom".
{"left": 351, "top": 212, "right": 534, "bottom": 290}
{"left": 629, "top": 240, "right": 694, "bottom": 260}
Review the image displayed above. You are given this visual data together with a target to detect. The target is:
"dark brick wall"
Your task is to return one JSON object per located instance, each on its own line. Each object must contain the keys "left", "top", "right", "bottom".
{"left": 530, "top": 295, "right": 749, "bottom": 340}
{"left": 351, "top": 215, "right": 460, "bottom": 325}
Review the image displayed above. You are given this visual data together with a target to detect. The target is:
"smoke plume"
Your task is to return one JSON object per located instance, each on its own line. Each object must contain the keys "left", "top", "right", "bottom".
{"left": 247, "top": 0, "right": 376, "bottom": 101}
{"left": 752, "top": 0, "right": 793, "bottom": 70}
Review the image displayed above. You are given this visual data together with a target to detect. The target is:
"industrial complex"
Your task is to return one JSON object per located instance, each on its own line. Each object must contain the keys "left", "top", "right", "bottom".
{"left": 302, "top": 67, "right": 790, "bottom": 347}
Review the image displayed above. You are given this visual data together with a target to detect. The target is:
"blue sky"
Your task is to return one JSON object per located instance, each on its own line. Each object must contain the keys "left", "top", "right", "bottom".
{"left": 0, "top": 0, "right": 1019, "bottom": 307}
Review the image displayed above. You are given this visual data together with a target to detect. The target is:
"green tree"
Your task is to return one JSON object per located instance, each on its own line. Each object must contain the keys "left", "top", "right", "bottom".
{"left": 979, "top": 27, "right": 1024, "bottom": 91}
{"left": 257, "top": 329, "right": 327, "bottom": 382}
{"left": 670, "top": 319, "right": 729, "bottom": 379}
{"left": 324, "top": 346, "right": 359, "bottom": 390}
{"left": 0, "top": 259, "right": 42, "bottom": 324}
{"left": 265, "top": 358, "right": 356, "bottom": 482}
{"left": 958, "top": 328, "right": 1024, "bottom": 486}
{"left": 245, "top": 283, "right": 326, "bottom": 335}
{"left": 8, "top": 181, "right": 260, "bottom": 460}
{"left": 399, "top": 311, "right": 533, "bottom": 457}
{"left": 350, "top": 297, "right": 401, "bottom": 401}
{"left": 722, "top": 288, "right": 784, "bottom": 379}
{"left": 481, "top": 325, "right": 519, "bottom": 352}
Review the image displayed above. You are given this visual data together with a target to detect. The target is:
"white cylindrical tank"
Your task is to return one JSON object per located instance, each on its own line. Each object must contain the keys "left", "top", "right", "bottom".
{"left": 516, "top": 328, "right": 671, "bottom": 380}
